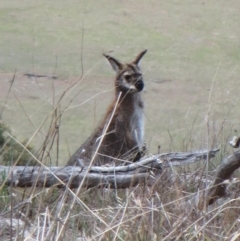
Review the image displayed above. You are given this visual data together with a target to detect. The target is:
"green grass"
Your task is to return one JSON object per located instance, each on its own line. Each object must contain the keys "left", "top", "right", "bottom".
{"left": 0, "top": 0, "right": 240, "bottom": 164}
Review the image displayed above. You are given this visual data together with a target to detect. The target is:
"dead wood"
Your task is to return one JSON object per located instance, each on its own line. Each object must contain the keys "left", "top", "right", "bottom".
{"left": 0, "top": 149, "right": 219, "bottom": 189}
{"left": 207, "top": 149, "right": 240, "bottom": 205}
{"left": 3, "top": 148, "right": 240, "bottom": 208}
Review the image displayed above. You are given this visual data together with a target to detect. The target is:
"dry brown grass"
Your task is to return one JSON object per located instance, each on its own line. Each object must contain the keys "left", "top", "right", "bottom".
{"left": 0, "top": 1, "right": 240, "bottom": 239}
{"left": 1, "top": 165, "right": 240, "bottom": 240}
{"left": 1, "top": 75, "right": 240, "bottom": 241}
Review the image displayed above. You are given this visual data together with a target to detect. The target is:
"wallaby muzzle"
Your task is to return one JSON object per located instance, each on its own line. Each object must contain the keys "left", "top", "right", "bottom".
{"left": 135, "top": 80, "right": 144, "bottom": 91}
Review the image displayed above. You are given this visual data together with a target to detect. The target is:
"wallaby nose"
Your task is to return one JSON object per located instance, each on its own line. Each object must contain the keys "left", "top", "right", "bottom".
{"left": 135, "top": 81, "right": 144, "bottom": 91}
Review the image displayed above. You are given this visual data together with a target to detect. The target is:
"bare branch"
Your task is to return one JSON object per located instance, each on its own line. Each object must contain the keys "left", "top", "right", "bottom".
{"left": 0, "top": 149, "right": 219, "bottom": 189}
{"left": 207, "top": 149, "right": 240, "bottom": 205}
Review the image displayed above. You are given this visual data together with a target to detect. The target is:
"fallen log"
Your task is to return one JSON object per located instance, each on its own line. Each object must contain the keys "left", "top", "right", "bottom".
{"left": 0, "top": 149, "right": 219, "bottom": 189}
{"left": 3, "top": 148, "right": 240, "bottom": 208}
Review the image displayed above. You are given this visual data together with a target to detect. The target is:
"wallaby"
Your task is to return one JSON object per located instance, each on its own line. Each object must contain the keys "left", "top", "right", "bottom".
{"left": 67, "top": 50, "right": 147, "bottom": 166}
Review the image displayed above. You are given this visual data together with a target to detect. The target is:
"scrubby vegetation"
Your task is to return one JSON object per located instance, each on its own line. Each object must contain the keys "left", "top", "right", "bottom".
{"left": 0, "top": 0, "right": 240, "bottom": 240}
{"left": 0, "top": 122, "right": 37, "bottom": 166}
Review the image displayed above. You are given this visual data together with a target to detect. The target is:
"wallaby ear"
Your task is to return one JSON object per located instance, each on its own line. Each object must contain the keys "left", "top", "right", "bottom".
{"left": 132, "top": 49, "right": 147, "bottom": 65}
{"left": 103, "top": 54, "right": 123, "bottom": 72}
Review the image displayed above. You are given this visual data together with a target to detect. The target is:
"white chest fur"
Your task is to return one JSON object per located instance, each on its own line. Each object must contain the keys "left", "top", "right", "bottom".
{"left": 130, "top": 103, "right": 144, "bottom": 147}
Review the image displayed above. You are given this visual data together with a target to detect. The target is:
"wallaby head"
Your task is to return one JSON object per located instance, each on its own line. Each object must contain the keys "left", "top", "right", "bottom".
{"left": 67, "top": 50, "right": 147, "bottom": 167}
{"left": 103, "top": 49, "right": 147, "bottom": 95}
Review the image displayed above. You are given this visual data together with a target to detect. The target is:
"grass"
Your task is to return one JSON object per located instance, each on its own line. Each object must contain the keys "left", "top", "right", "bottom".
{"left": 0, "top": 0, "right": 240, "bottom": 240}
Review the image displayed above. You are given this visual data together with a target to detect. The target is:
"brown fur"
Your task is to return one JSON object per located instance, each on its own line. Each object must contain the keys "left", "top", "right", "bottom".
{"left": 66, "top": 50, "right": 147, "bottom": 166}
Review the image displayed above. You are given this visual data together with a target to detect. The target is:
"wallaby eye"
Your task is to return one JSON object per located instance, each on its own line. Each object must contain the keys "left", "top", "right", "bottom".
{"left": 134, "top": 73, "right": 142, "bottom": 80}
{"left": 124, "top": 74, "right": 131, "bottom": 81}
